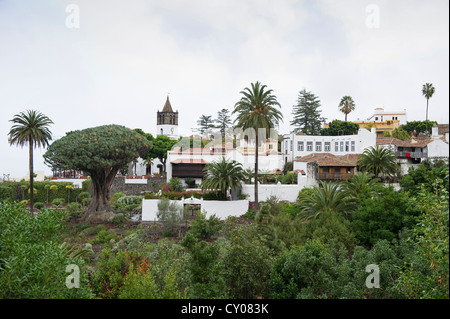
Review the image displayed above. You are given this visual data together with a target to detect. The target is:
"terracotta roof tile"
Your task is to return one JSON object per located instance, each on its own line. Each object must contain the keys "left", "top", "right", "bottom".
{"left": 295, "top": 153, "right": 358, "bottom": 167}
{"left": 170, "top": 159, "right": 208, "bottom": 164}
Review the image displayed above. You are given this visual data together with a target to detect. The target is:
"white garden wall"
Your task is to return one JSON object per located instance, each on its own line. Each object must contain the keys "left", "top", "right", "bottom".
{"left": 141, "top": 198, "right": 249, "bottom": 221}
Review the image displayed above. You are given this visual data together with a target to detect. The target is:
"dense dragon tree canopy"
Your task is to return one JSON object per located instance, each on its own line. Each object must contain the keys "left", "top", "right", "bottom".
{"left": 44, "top": 125, "right": 152, "bottom": 221}
{"left": 44, "top": 124, "right": 151, "bottom": 173}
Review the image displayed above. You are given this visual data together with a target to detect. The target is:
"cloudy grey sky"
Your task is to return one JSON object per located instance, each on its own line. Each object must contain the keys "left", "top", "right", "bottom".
{"left": 0, "top": 0, "right": 448, "bottom": 178}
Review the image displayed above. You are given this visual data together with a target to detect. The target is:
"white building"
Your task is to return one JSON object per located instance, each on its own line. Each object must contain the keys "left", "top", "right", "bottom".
{"left": 365, "top": 107, "right": 408, "bottom": 125}
{"left": 166, "top": 139, "right": 283, "bottom": 185}
{"left": 281, "top": 128, "right": 377, "bottom": 166}
{"left": 377, "top": 126, "right": 449, "bottom": 176}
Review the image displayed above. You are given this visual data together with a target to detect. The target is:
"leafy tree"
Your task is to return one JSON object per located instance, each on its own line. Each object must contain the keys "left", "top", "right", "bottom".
{"left": 402, "top": 120, "right": 438, "bottom": 135}
{"left": 201, "top": 157, "right": 245, "bottom": 199}
{"left": 0, "top": 202, "right": 93, "bottom": 298}
{"left": 196, "top": 115, "right": 214, "bottom": 135}
{"left": 297, "top": 181, "right": 351, "bottom": 221}
{"left": 391, "top": 127, "right": 410, "bottom": 140}
{"left": 222, "top": 224, "right": 273, "bottom": 298}
{"left": 422, "top": 83, "right": 435, "bottom": 134}
{"left": 270, "top": 239, "right": 353, "bottom": 299}
{"left": 396, "top": 182, "right": 449, "bottom": 299}
{"left": 320, "top": 119, "right": 359, "bottom": 136}
{"left": 351, "top": 185, "right": 421, "bottom": 248}
{"left": 338, "top": 95, "right": 355, "bottom": 121}
{"left": 291, "top": 89, "right": 326, "bottom": 135}
{"left": 298, "top": 210, "right": 357, "bottom": 253}
{"left": 44, "top": 125, "right": 151, "bottom": 221}
{"left": 399, "top": 160, "right": 449, "bottom": 195}
{"left": 214, "top": 108, "right": 232, "bottom": 140}
{"left": 181, "top": 233, "right": 227, "bottom": 298}
{"left": 149, "top": 135, "right": 177, "bottom": 173}
{"left": 8, "top": 110, "right": 53, "bottom": 214}
{"left": 233, "top": 81, "right": 283, "bottom": 211}
{"left": 357, "top": 145, "right": 398, "bottom": 180}
{"left": 255, "top": 202, "right": 285, "bottom": 253}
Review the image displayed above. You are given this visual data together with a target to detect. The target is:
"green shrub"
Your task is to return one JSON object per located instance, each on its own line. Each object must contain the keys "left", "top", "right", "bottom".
{"left": 168, "top": 177, "right": 184, "bottom": 192}
{"left": 52, "top": 198, "right": 65, "bottom": 207}
{"left": 66, "top": 202, "right": 83, "bottom": 217}
{"left": 34, "top": 202, "right": 45, "bottom": 210}
{"left": 92, "top": 229, "right": 120, "bottom": 244}
{"left": 189, "top": 210, "right": 222, "bottom": 240}
{"left": 110, "top": 192, "right": 126, "bottom": 207}
{"left": 111, "top": 213, "right": 127, "bottom": 228}
{"left": 0, "top": 201, "right": 94, "bottom": 298}
{"left": 184, "top": 177, "right": 196, "bottom": 188}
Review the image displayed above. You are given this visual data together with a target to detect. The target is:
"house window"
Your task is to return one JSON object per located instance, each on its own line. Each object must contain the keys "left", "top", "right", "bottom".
{"left": 375, "top": 117, "right": 378, "bottom": 121}
{"left": 351, "top": 141, "right": 355, "bottom": 152}
{"left": 298, "top": 141, "right": 304, "bottom": 151}
{"left": 290, "top": 141, "right": 293, "bottom": 151}
{"left": 345, "top": 141, "right": 349, "bottom": 152}
{"left": 269, "top": 144, "right": 273, "bottom": 149}
{"left": 324, "top": 142, "right": 331, "bottom": 152}
{"left": 316, "top": 142, "right": 322, "bottom": 152}
{"left": 340, "top": 141, "right": 344, "bottom": 152}
{"left": 335, "top": 142, "right": 339, "bottom": 152}
{"left": 307, "top": 142, "right": 313, "bottom": 151}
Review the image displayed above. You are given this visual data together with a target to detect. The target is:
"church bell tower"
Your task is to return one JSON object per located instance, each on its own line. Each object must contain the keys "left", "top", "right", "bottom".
{"left": 156, "top": 96, "right": 179, "bottom": 139}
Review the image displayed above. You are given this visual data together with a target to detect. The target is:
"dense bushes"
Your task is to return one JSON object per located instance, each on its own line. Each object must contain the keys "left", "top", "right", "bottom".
{"left": 0, "top": 202, "right": 93, "bottom": 298}
{"left": 0, "top": 160, "right": 447, "bottom": 300}
{"left": 0, "top": 180, "right": 89, "bottom": 203}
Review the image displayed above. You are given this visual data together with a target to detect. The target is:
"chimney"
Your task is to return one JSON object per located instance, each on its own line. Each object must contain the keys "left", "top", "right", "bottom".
{"left": 432, "top": 125, "right": 439, "bottom": 138}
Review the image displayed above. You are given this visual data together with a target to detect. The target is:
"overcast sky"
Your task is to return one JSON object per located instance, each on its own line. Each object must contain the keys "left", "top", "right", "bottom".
{"left": 0, "top": 0, "right": 448, "bottom": 178}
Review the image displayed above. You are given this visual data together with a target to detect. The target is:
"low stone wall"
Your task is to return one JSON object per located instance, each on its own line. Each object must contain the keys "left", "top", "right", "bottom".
{"left": 111, "top": 177, "right": 165, "bottom": 196}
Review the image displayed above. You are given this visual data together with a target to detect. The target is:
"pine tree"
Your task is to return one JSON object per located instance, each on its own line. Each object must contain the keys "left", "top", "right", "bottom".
{"left": 291, "top": 89, "right": 326, "bottom": 135}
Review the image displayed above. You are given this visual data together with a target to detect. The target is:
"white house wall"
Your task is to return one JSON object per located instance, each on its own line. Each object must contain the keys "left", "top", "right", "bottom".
{"left": 282, "top": 128, "right": 376, "bottom": 163}
{"left": 427, "top": 139, "right": 450, "bottom": 158}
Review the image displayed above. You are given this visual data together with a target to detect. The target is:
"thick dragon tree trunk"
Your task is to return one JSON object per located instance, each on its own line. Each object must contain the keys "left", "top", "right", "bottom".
{"left": 82, "top": 167, "right": 118, "bottom": 223}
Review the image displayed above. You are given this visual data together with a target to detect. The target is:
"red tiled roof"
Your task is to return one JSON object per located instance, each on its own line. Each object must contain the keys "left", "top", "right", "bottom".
{"left": 295, "top": 153, "right": 358, "bottom": 167}
{"left": 376, "top": 137, "right": 432, "bottom": 148}
{"left": 170, "top": 159, "right": 208, "bottom": 164}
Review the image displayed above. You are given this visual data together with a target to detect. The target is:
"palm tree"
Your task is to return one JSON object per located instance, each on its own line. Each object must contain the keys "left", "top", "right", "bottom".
{"left": 422, "top": 83, "right": 435, "bottom": 135}
{"left": 343, "top": 171, "right": 379, "bottom": 200}
{"left": 338, "top": 96, "right": 355, "bottom": 122}
{"left": 201, "top": 157, "right": 245, "bottom": 199}
{"left": 9, "top": 110, "right": 53, "bottom": 214}
{"left": 357, "top": 145, "right": 397, "bottom": 180}
{"left": 232, "top": 81, "right": 283, "bottom": 211}
{"left": 297, "top": 181, "right": 350, "bottom": 221}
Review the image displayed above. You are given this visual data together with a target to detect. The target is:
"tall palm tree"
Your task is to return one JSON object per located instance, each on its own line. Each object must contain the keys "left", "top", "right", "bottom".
{"left": 232, "top": 81, "right": 283, "bottom": 211}
{"left": 357, "top": 145, "right": 397, "bottom": 180}
{"left": 343, "top": 171, "right": 379, "bottom": 200}
{"left": 9, "top": 110, "right": 53, "bottom": 214}
{"left": 338, "top": 96, "right": 355, "bottom": 122}
{"left": 201, "top": 157, "right": 245, "bottom": 199}
{"left": 422, "top": 83, "right": 435, "bottom": 135}
{"left": 297, "top": 180, "right": 350, "bottom": 221}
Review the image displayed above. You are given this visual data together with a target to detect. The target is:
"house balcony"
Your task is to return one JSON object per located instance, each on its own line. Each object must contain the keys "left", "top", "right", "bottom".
{"left": 395, "top": 151, "right": 426, "bottom": 158}
{"left": 319, "top": 172, "right": 353, "bottom": 180}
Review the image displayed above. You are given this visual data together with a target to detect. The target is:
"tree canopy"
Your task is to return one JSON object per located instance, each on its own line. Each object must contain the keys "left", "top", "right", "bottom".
{"left": 320, "top": 120, "right": 359, "bottom": 136}
{"left": 44, "top": 124, "right": 151, "bottom": 221}
{"left": 291, "top": 89, "right": 326, "bottom": 135}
